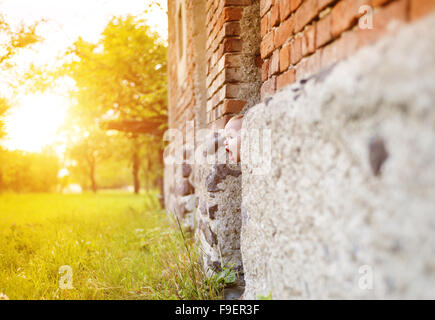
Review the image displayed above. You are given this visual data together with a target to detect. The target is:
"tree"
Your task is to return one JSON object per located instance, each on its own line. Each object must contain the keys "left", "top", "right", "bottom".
{"left": 63, "top": 115, "right": 113, "bottom": 193}
{"left": 59, "top": 14, "right": 168, "bottom": 194}
{"left": 0, "top": 14, "right": 41, "bottom": 67}
{"left": 0, "top": 97, "right": 9, "bottom": 140}
{"left": 0, "top": 15, "right": 42, "bottom": 140}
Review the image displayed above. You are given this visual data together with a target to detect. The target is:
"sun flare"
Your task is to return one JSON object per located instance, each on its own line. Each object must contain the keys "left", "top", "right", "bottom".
{"left": 3, "top": 93, "right": 69, "bottom": 152}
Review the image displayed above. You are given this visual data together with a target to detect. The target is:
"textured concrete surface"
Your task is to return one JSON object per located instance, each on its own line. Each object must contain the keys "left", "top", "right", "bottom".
{"left": 241, "top": 15, "right": 435, "bottom": 299}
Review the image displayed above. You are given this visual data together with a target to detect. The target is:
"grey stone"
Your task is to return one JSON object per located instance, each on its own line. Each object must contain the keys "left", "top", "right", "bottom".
{"left": 199, "top": 220, "right": 218, "bottom": 247}
{"left": 369, "top": 136, "right": 389, "bottom": 176}
{"left": 181, "top": 162, "right": 192, "bottom": 177}
{"left": 241, "top": 16, "right": 435, "bottom": 299}
{"left": 176, "top": 179, "right": 193, "bottom": 196}
{"left": 206, "top": 164, "right": 242, "bottom": 192}
{"left": 208, "top": 204, "right": 218, "bottom": 220}
{"left": 206, "top": 132, "right": 225, "bottom": 155}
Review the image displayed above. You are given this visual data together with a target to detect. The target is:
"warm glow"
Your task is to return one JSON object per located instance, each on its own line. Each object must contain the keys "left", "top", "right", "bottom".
{"left": 3, "top": 93, "right": 69, "bottom": 152}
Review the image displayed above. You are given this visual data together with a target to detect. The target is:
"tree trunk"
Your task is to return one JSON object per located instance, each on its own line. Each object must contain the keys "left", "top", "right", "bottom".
{"left": 89, "top": 156, "right": 97, "bottom": 193}
{"left": 132, "top": 136, "right": 140, "bottom": 194}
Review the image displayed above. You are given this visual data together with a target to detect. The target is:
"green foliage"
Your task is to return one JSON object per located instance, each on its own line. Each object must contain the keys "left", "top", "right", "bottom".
{"left": 0, "top": 97, "right": 10, "bottom": 139}
{"left": 0, "top": 14, "right": 42, "bottom": 67}
{"left": 62, "top": 15, "right": 167, "bottom": 123}
{"left": 0, "top": 192, "right": 224, "bottom": 300}
{"left": 0, "top": 148, "right": 59, "bottom": 192}
{"left": 56, "top": 14, "right": 168, "bottom": 192}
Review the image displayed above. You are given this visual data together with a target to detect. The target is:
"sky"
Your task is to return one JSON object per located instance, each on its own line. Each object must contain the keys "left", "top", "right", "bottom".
{"left": 0, "top": 0, "right": 167, "bottom": 152}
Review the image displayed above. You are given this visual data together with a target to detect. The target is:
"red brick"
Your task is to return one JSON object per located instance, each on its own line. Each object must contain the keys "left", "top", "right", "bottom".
{"left": 318, "top": 0, "right": 336, "bottom": 11}
{"left": 262, "top": 58, "right": 270, "bottom": 81}
{"left": 331, "top": 0, "right": 371, "bottom": 38}
{"left": 280, "top": 0, "right": 292, "bottom": 21}
{"left": 290, "top": 35, "right": 302, "bottom": 65}
{"left": 224, "top": 0, "right": 252, "bottom": 6}
{"left": 223, "top": 38, "right": 243, "bottom": 52}
{"left": 372, "top": 0, "right": 408, "bottom": 30}
{"left": 209, "top": 114, "right": 232, "bottom": 129}
{"left": 274, "top": 15, "right": 295, "bottom": 47}
{"left": 302, "top": 24, "right": 316, "bottom": 56}
{"left": 261, "top": 0, "right": 273, "bottom": 17}
{"left": 410, "top": 0, "right": 435, "bottom": 20}
{"left": 296, "top": 50, "right": 321, "bottom": 80}
{"left": 271, "top": 3, "right": 281, "bottom": 26}
{"left": 224, "top": 7, "right": 244, "bottom": 21}
{"left": 316, "top": 13, "right": 332, "bottom": 48}
{"left": 224, "top": 53, "right": 243, "bottom": 68}
{"left": 261, "top": 31, "right": 275, "bottom": 58}
{"left": 276, "top": 68, "right": 296, "bottom": 90}
{"left": 294, "top": 0, "right": 318, "bottom": 33}
{"left": 291, "top": 0, "right": 303, "bottom": 12}
{"left": 261, "top": 75, "right": 276, "bottom": 100}
{"left": 279, "top": 44, "right": 291, "bottom": 71}
{"left": 269, "top": 49, "right": 280, "bottom": 75}
{"left": 372, "top": 0, "right": 393, "bottom": 6}
{"left": 221, "top": 99, "right": 247, "bottom": 115}
{"left": 225, "top": 21, "right": 242, "bottom": 36}
{"left": 261, "top": 13, "right": 269, "bottom": 38}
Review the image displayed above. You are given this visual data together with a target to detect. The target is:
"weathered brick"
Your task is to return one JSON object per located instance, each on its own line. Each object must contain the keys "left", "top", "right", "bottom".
{"left": 261, "top": 31, "right": 275, "bottom": 58}
{"left": 269, "top": 49, "right": 280, "bottom": 75}
{"left": 261, "top": 75, "right": 276, "bottom": 100}
{"left": 290, "top": 35, "right": 303, "bottom": 65}
{"left": 302, "top": 24, "right": 316, "bottom": 56}
{"left": 221, "top": 99, "right": 247, "bottom": 115}
{"left": 318, "top": 0, "right": 336, "bottom": 11}
{"left": 291, "top": 0, "right": 303, "bottom": 12}
{"left": 224, "top": 53, "right": 243, "bottom": 67}
{"left": 280, "top": 0, "right": 292, "bottom": 21}
{"left": 261, "top": 0, "right": 273, "bottom": 17}
{"left": 274, "top": 15, "right": 295, "bottom": 48}
{"left": 296, "top": 50, "right": 321, "bottom": 80}
{"left": 294, "top": 0, "right": 318, "bottom": 33}
{"left": 208, "top": 114, "right": 232, "bottom": 129}
{"left": 279, "top": 44, "right": 291, "bottom": 71}
{"left": 261, "top": 13, "right": 269, "bottom": 38}
{"left": 225, "top": 21, "right": 242, "bottom": 36}
{"left": 410, "top": 0, "right": 435, "bottom": 21}
{"left": 316, "top": 13, "right": 332, "bottom": 48}
{"left": 262, "top": 58, "right": 270, "bottom": 81}
{"left": 372, "top": 0, "right": 408, "bottom": 30}
{"left": 276, "top": 68, "right": 296, "bottom": 90}
{"left": 224, "top": 7, "right": 244, "bottom": 22}
{"left": 372, "top": 0, "right": 393, "bottom": 6}
{"left": 271, "top": 2, "right": 281, "bottom": 26}
{"left": 331, "top": 0, "right": 371, "bottom": 38}
{"left": 223, "top": 38, "right": 243, "bottom": 52}
{"left": 224, "top": 0, "right": 252, "bottom": 6}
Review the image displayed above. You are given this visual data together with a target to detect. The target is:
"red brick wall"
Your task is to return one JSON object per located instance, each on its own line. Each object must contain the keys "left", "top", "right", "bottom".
{"left": 168, "top": 0, "right": 197, "bottom": 132}
{"left": 206, "top": 0, "right": 254, "bottom": 128}
{"left": 260, "top": 0, "right": 435, "bottom": 100}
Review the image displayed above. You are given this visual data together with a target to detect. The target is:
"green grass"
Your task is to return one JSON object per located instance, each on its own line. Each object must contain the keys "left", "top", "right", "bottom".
{"left": 0, "top": 192, "right": 224, "bottom": 300}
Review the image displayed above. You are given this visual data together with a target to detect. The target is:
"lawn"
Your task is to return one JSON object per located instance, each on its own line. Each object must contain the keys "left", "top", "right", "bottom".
{"left": 0, "top": 192, "right": 223, "bottom": 300}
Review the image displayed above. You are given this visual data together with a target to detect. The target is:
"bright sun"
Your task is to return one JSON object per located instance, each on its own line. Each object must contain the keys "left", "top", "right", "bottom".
{"left": 3, "top": 93, "right": 69, "bottom": 152}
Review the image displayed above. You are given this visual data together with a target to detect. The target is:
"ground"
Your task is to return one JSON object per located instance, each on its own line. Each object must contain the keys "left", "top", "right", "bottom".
{"left": 0, "top": 192, "right": 224, "bottom": 300}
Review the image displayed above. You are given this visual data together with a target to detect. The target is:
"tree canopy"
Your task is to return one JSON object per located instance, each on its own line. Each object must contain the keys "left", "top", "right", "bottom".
{"left": 57, "top": 15, "right": 168, "bottom": 193}
{"left": 61, "top": 15, "right": 168, "bottom": 128}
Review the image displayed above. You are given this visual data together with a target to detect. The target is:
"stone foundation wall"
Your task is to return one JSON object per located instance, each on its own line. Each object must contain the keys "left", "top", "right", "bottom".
{"left": 240, "top": 15, "right": 435, "bottom": 299}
